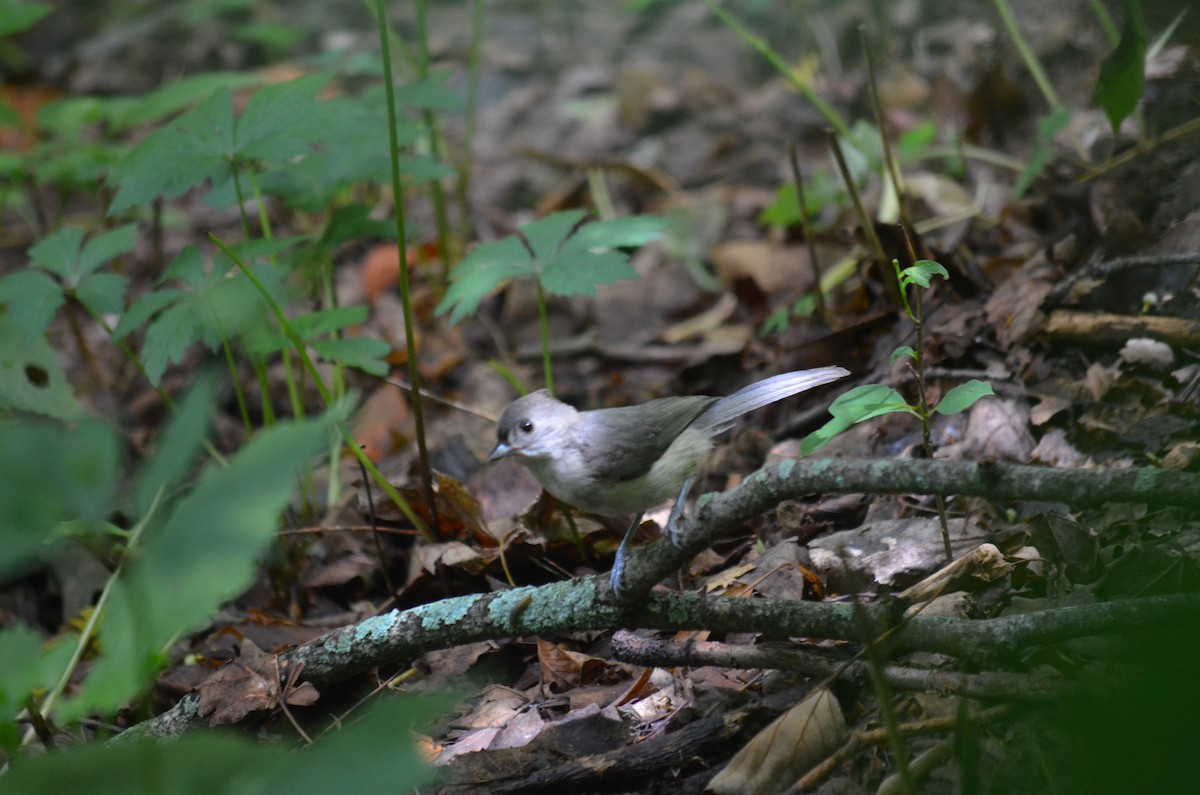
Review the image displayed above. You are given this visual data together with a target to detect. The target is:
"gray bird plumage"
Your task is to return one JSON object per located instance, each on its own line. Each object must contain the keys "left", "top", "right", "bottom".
{"left": 488, "top": 366, "right": 849, "bottom": 518}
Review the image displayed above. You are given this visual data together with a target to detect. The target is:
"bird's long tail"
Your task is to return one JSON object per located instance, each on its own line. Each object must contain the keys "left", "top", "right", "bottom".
{"left": 695, "top": 366, "right": 849, "bottom": 432}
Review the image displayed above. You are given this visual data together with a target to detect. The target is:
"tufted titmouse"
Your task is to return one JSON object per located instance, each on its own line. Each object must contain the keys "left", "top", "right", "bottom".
{"left": 488, "top": 366, "right": 849, "bottom": 593}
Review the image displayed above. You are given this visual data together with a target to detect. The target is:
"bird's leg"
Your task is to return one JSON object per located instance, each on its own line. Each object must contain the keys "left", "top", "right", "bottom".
{"left": 664, "top": 475, "right": 694, "bottom": 547}
{"left": 609, "top": 512, "right": 644, "bottom": 596}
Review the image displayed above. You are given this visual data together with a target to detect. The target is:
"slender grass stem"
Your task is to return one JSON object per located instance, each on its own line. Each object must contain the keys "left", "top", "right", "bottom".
{"left": 376, "top": 0, "right": 440, "bottom": 534}
{"left": 536, "top": 280, "right": 554, "bottom": 394}
{"left": 991, "top": 0, "right": 1062, "bottom": 111}
{"left": 456, "top": 0, "right": 485, "bottom": 245}
{"left": 415, "top": 0, "right": 453, "bottom": 282}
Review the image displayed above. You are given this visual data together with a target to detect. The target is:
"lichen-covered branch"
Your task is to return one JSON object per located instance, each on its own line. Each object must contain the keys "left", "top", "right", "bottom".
{"left": 117, "top": 458, "right": 1200, "bottom": 741}
{"left": 612, "top": 457, "right": 1200, "bottom": 598}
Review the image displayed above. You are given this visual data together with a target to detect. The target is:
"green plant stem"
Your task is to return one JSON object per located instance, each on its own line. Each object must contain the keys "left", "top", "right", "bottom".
{"left": 217, "top": 326, "right": 252, "bottom": 434}
{"left": 851, "top": 593, "right": 915, "bottom": 794}
{"left": 360, "top": 0, "right": 418, "bottom": 76}
{"left": 535, "top": 280, "right": 554, "bottom": 393}
{"left": 252, "top": 352, "right": 278, "bottom": 425}
{"left": 991, "top": 0, "right": 1062, "bottom": 110}
{"left": 23, "top": 491, "right": 163, "bottom": 748}
{"left": 64, "top": 300, "right": 103, "bottom": 384}
{"left": 415, "top": 0, "right": 453, "bottom": 282}
{"left": 1087, "top": 0, "right": 1120, "bottom": 45}
{"left": 700, "top": 0, "right": 851, "bottom": 139}
{"left": 898, "top": 245, "right": 953, "bottom": 564}
{"left": 376, "top": 0, "right": 440, "bottom": 534}
{"left": 248, "top": 170, "right": 273, "bottom": 241}
{"left": 829, "top": 130, "right": 901, "bottom": 306}
{"left": 456, "top": 0, "right": 485, "bottom": 244}
{"left": 587, "top": 168, "right": 617, "bottom": 220}
{"left": 355, "top": 453, "right": 397, "bottom": 595}
{"left": 281, "top": 349, "right": 303, "bottom": 420}
{"left": 787, "top": 142, "right": 830, "bottom": 325}
{"left": 211, "top": 233, "right": 433, "bottom": 541}
{"left": 861, "top": 25, "right": 914, "bottom": 236}
{"left": 230, "top": 167, "right": 253, "bottom": 241}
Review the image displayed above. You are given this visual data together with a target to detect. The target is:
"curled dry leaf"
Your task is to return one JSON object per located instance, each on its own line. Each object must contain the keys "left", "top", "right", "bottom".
{"left": 707, "top": 687, "right": 847, "bottom": 795}
{"left": 196, "top": 638, "right": 318, "bottom": 726}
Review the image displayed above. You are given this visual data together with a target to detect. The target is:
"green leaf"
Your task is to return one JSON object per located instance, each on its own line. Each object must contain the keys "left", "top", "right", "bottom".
{"left": 0, "top": 626, "right": 74, "bottom": 746}
{"left": 800, "top": 384, "right": 913, "bottom": 455}
{"left": 438, "top": 211, "right": 661, "bottom": 322}
{"left": 536, "top": 214, "right": 661, "bottom": 297}
{"left": 0, "top": 270, "right": 64, "bottom": 337}
{"left": 246, "top": 306, "right": 369, "bottom": 354}
{"left": 0, "top": 415, "right": 118, "bottom": 576}
{"left": 897, "top": 120, "right": 938, "bottom": 162}
{"left": 108, "top": 89, "right": 235, "bottom": 213}
{"left": 570, "top": 215, "right": 665, "bottom": 248}
{"left": 539, "top": 248, "right": 639, "bottom": 297}
{"left": 23, "top": 225, "right": 135, "bottom": 317}
{"left": 0, "top": 313, "right": 82, "bottom": 420}
{"left": 5, "top": 696, "right": 444, "bottom": 794}
{"left": 317, "top": 204, "right": 397, "bottom": 248}
{"left": 1013, "top": 107, "right": 1071, "bottom": 198}
{"left": 900, "top": 260, "right": 949, "bottom": 289}
{"left": 110, "top": 75, "right": 358, "bottom": 213}
{"left": 310, "top": 336, "right": 391, "bottom": 376}
{"left": 519, "top": 209, "right": 590, "bottom": 260}
{"left": 78, "top": 224, "right": 137, "bottom": 274}
{"left": 393, "top": 74, "right": 466, "bottom": 111}
{"left": 290, "top": 306, "right": 369, "bottom": 340}
{"left": 436, "top": 236, "right": 535, "bottom": 324}
{"left": 1094, "top": 0, "right": 1145, "bottom": 131}
{"left": 113, "top": 287, "right": 185, "bottom": 340}
{"left": 250, "top": 104, "right": 442, "bottom": 211}
{"left": 235, "top": 73, "right": 335, "bottom": 161}
{"left": 132, "top": 372, "right": 217, "bottom": 517}
{"left": 0, "top": 0, "right": 51, "bottom": 35}
{"left": 73, "top": 272, "right": 128, "bottom": 317}
{"left": 934, "top": 379, "right": 995, "bottom": 415}
{"left": 891, "top": 345, "right": 917, "bottom": 363}
{"left": 27, "top": 226, "right": 86, "bottom": 281}
{"left": 758, "top": 307, "right": 791, "bottom": 338}
{"left": 126, "top": 247, "right": 283, "bottom": 385}
{"left": 60, "top": 405, "right": 345, "bottom": 721}
{"left": 759, "top": 170, "right": 841, "bottom": 228}
{"left": 102, "top": 71, "right": 262, "bottom": 132}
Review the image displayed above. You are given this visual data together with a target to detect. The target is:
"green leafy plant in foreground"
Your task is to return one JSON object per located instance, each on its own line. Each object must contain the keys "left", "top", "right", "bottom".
{"left": 802, "top": 259, "right": 994, "bottom": 557}
{"left": 437, "top": 209, "right": 663, "bottom": 391}
{"left": 0, "top": 375, "right": 348, "bottom": 740}
{"left": 0, "top": 697, "right": 446, "bottom": 795}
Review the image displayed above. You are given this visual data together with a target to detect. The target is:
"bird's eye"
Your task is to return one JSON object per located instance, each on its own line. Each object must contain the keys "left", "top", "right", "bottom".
{"left": 519, "top": 420, "right": 534, "bottom": 433}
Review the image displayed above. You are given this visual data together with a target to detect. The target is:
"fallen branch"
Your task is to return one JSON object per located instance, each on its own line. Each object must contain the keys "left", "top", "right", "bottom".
{"left": 116, "top": 457, "right": 1200, "bottom": 741}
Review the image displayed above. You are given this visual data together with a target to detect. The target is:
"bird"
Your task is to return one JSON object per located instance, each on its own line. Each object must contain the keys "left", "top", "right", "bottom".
{"left": 487, "top": 366, "right": 850, "bottom": 593}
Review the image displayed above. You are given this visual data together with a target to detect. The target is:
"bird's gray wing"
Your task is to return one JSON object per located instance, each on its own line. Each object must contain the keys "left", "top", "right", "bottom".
{"left": 695, "top": 366, "right": 849, "bottom": 431}
{"left": 579, "top": 396, "right": 718, "bottom": 482}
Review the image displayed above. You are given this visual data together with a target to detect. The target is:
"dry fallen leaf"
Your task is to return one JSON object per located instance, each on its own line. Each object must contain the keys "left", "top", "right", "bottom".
{"left": 196, "top": 638, "right": 318, "bottom": 726}
{"left": 707, "top": 687, "right": 847, "bottom": 794}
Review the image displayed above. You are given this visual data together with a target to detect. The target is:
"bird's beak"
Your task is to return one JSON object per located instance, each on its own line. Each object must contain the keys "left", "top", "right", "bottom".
{"left": 487, "top": 442, "right": 512, "bottom": 462}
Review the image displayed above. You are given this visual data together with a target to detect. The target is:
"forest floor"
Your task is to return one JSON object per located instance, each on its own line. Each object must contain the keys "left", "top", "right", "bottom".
{"left": 3, "top": 1, "right": 1200, "bottom": 793}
